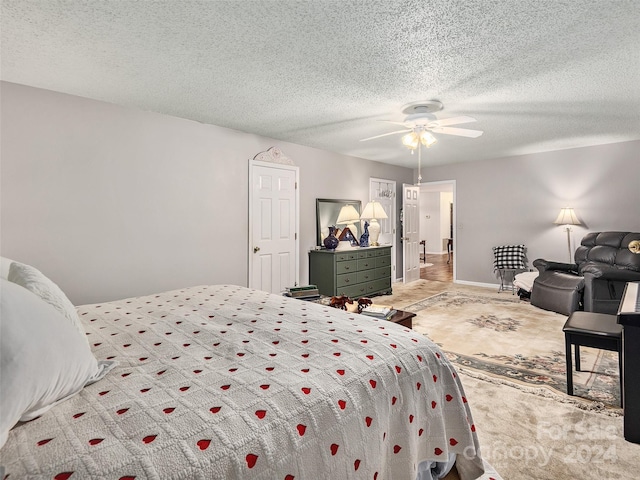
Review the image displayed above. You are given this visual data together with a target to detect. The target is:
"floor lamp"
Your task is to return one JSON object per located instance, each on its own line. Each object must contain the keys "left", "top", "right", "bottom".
{"left": 554, "top": 207, "right": 581, "bottom": 262}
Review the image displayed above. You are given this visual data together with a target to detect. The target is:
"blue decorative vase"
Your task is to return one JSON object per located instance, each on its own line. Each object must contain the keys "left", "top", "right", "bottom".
{"left": 359, "top": 221, "right": 370, "bottom": 247}
{"left": 323, "top": 226, "right": 339, "bottom": 250}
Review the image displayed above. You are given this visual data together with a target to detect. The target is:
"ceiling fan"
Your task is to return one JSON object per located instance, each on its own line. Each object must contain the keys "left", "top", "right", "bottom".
{"left": 360, "top": 100, "right": 483, "bottom": 150}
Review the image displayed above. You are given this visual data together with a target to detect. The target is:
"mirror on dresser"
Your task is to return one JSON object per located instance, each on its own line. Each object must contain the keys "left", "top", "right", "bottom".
{"left": 316, "top": 198, "right": 362, "bottom": 246}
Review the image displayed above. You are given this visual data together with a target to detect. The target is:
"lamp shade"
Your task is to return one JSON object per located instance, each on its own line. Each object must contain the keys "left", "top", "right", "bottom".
{"left": 553, "top": 207, "right": 581, "bottom": 226}
{"left": 419, "top": 131, "right": 437, "bottom": 147}
{"left": 360, "top": 201, "right": 388, "bottom": 220}
{"left": 401, "top": 132, "right": 419, "bottom": 149}
{"left": 336, "top": 205, "right": 361, "bottom": 224}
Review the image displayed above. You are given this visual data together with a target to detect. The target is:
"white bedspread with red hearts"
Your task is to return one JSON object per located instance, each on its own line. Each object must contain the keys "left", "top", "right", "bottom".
{"left": 1, "top": 285, "right": 500, "bottom": 479}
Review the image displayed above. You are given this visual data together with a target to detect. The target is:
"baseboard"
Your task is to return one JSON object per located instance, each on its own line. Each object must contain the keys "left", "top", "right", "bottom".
{"left": 454, "top": 279, "right": 503, "bottom": 290}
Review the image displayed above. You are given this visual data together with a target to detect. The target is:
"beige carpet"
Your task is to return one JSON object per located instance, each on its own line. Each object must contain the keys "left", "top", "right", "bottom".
{"left": 405, "top": 290, "right": 620, "bottom": 407}
{"left": 377, "top": 280, "right": 640, "bottom": 479}
{"left": 460, "top": 371, "right": 639, "bottom": 480}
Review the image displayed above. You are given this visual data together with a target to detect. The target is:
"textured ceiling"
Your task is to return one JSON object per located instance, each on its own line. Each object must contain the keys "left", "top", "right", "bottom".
{"left": 2, "top": 0, "right": 639, "bottom": 168}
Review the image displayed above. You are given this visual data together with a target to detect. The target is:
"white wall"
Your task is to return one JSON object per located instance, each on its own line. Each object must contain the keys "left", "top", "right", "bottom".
{"left": 0, "top": 82, "right": 413, "bottom": 304}
{"left": 440, "top": 192, "right": 453, "bottom": 251}
{"left": 419, "top": 192, "right": 438, "bottom": 251}
{"left": 419, "top": 141, "right": 640, "bottom": 287}
{"left": 4, "top": 82, "right": 638, "bottom": 299}
{"left": 418, "top": 189, "right": 453, "bottom": 254}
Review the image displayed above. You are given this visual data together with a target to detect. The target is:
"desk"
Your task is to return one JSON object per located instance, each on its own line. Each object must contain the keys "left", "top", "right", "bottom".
{"left": 447, "top": 239, "right": 453, "bottom": 264}
{"left": 420, "top": 240, "right": 426, "bottom": 263}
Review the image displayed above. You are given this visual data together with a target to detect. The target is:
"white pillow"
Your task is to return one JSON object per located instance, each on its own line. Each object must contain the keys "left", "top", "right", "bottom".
{"left": 0, "top": 257, "right": 13, "bottom": 280}
{"left": 8, "top": 261, "right": 86, "bottom": 340}
{"left": 0, "top": 279, "right": 115, "bottom": 449}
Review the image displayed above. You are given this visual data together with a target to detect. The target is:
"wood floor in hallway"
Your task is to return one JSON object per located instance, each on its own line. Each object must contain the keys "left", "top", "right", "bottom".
{"left": 420, "top": 253, "right": 453, "bottom": 283}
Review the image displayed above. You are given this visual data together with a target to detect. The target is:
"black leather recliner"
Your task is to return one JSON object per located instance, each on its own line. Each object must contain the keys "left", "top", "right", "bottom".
{"left": 531, "top": 232, "right": 640, "bottom": 315}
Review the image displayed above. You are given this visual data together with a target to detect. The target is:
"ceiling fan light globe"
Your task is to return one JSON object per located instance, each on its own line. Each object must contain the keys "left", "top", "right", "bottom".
{"left": 420, "top": 131, "right": 437, "bottom": 147}
{"left": 402, "top": 132, "right": 418, "bottom": 149}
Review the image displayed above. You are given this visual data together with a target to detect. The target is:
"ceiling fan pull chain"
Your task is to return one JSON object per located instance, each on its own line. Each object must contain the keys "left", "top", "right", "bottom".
{"left": 417, "top": 143, "right": 423, "bottom": 183}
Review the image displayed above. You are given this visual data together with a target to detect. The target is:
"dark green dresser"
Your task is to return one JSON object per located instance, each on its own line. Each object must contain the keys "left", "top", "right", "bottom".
{"left": 309, "top": 246, "right": 392, "bottom": 298}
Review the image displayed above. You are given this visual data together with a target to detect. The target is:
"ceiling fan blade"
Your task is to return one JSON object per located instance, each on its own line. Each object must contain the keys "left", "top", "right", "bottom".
{"left": 431, "top": 126, "right": 484, "bottom": 138}
{"left": 381, "top": 120, "right": 411, "bottom": 127}
{"left": 360, "top": 129, "right": 411, "bottom": 142}
{"left": 430, "top": 116, "right": 477, "bottom": 127}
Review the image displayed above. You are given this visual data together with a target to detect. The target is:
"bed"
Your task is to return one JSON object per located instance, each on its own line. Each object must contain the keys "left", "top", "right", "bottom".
{"left": 1, "top": 266, "right": 500, "bottom": 479}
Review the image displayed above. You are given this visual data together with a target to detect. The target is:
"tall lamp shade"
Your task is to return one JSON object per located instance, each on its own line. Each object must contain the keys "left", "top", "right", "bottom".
{"left": 554, "top": 207, "right": 581, "bottom": 262}
{"left": 361, "top": 201, "right": 388, "bottom": 246}
{"left": 336, "top": 204, "right": 361, "bottom": 238}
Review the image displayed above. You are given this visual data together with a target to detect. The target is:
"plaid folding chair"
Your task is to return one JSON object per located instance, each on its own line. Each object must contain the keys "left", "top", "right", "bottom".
{"left": 493, "top": 245, "right": 526, "bottom": 293}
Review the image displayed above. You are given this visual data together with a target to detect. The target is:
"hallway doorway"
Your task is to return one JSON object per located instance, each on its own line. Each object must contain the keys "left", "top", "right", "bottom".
{"left": 420, "top": 253, "right": 453, "bottom": 282}
{"left": 419, "top": 180, "right": 455, "bottom": 283}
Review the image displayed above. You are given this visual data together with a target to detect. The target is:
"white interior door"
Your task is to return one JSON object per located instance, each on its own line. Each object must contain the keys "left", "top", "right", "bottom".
{"left": 402, "top": 184, "right": 420, "bottom": 283}
{"left": 369, "top": 178, "right": 396, "bottom": 279}
{"left": 249, "top": 161, "right": 299, "bottom": 293}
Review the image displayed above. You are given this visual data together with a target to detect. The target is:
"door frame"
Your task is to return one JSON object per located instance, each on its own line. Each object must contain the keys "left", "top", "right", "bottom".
{"left": 248, "top": 159, "right": 300, "bottom": 290}
{"left": 419, "top": 180, "right": 456, "bottom": 283}
{"left": 369, "top": 177, "right": 397, "bottom": 281}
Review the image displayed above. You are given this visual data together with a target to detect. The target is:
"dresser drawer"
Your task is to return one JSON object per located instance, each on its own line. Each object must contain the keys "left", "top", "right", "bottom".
{"left": 357, "top": 250, "right": 377, "bottom": 259}
{"left": 376, "top": 255, "right": 391, "bottom": 268}
{"left": 368, "top": 278, "right": 392, "bottom": 294}
{"left": 357, "top": 270, "right": 375, "bottom": 284}
{"left": 357, "top": 258, "right": 375, "bottom": 270}
{"left": 374, "top": 248, "right": 389, "bottom": 257}
{"left": 375, "top": 266, "right": 391, "bottom": 280}
{"left": 336, "top": 260, "right": 357, "bottom": 274}
{"left": 340, "top": 284, "right": 369, "bottom": 298}
{"left": 336, "top": 252, "right": 358, "bottom": 262}
{"left": 337, "top": 272, "right": 358, "bottom": 288}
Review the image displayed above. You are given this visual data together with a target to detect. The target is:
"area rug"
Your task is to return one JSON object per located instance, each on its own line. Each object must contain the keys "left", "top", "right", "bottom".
{"left": 405, "top": 291, "right": 622, "bottom": 409}
{"left": 459, "top": 370, "right": 638, "bottom": 480}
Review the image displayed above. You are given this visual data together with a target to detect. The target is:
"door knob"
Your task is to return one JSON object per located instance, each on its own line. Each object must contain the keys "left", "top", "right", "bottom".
{"left": 253, "top": 246, "right": 260, "bottom": 253}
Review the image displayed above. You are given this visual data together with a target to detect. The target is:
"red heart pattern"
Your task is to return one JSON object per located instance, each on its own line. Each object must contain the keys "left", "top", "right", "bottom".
{"left": 9, "top": 285, "right": 486, "bottom": 480}
{"left": 197, "top": 439, "right": 211, "bottom": 450}
{"left": 246, "top": 453, "right": 258, "bottom": 468}
{"left": 54, "top": 473, "right": 74, "bottom": 480}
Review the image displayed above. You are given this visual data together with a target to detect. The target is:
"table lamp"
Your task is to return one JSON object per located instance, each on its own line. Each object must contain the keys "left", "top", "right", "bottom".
{"left": 336, "top": 205, "right": 360, "bottom": 237}
{"left": 361, "top": 201, "right": 388, "bottom": 246}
